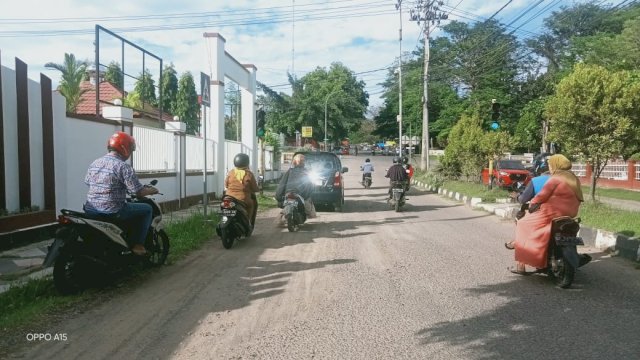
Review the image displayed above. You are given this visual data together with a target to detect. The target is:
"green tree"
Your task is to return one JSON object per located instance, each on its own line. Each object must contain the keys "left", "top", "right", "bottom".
{"left": 224, "top": 82, "right": 241, "bottom": 141}
{"left": 260, "top": 63, "right": 368, "bottom": 145}
{"left": 545, "top": 64, "right": 640, "bottom": 201}
{"left": 104, "top": 61, "right": 123, "bottom": 89}
{"left": 134, "top": 69, "right": 157, "bottom": 106}
{"left": 44, "top": 53, "right": 89, "bottom": 113}
{"left": 175, "top": 72, "right": 200, "bottom": 135}
{"left": 160, "top": 64, "right": 179, "bottom": 115}
{"left": 514, "top": 99, "right": 545, "bottom": 152}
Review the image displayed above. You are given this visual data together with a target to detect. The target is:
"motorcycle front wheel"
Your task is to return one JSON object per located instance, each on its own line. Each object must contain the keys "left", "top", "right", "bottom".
{"left": 146, "top": 229, "right": 170, "bottom": 266}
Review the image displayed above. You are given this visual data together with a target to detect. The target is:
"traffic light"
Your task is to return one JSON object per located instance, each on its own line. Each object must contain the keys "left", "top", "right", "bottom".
{"left": 256, "top": 109, "right": 266, "bottom": 138}
{"left": 491, "top": 99, "right": 500, "bottom": 130}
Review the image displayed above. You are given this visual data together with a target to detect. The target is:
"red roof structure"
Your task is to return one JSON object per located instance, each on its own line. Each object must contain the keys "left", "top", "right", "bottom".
{"left": 75, "top": 81, "right": 174, "bottom": 122}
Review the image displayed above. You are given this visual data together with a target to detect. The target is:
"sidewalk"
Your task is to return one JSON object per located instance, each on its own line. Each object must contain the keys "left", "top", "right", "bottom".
{"left": 412, "top": 179, "right": 640, "bottom": 264}
{"left": 0, "top": 203, "right": 217, "bottom": 294}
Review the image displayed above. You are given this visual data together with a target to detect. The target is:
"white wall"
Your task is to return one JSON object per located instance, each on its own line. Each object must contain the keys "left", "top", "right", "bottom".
{"left": 1, "top": 65, "right": 19, "bottom": 212}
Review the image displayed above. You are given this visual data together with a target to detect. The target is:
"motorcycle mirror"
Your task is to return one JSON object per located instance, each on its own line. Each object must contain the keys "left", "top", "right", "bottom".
{"left": 150, "top": 179, "right": 158, "bottom": 186}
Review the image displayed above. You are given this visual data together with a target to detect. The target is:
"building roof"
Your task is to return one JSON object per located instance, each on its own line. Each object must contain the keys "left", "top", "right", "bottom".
{"left": 75, "top": 81, "right": 174, "bottom": 122}
{"left": 75, "top": 81, "right": 124, "bottom": 115}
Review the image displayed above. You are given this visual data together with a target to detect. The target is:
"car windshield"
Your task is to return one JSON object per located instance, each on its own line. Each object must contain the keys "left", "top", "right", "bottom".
{"left": 498, "top": 160, "right": 526, "bottom": 170}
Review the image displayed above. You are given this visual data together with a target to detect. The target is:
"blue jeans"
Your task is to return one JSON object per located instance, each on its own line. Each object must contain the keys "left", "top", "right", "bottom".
{"left": 85, "top": 203, "right": 153, "bottom": 245}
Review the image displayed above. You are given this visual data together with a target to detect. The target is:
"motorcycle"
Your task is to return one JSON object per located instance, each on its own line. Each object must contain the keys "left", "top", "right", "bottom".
{"left": 516, "top": 203, "right": 591, "bottom": 288}
{"left": 43, "top": 180, "right": 170, "bottom": 295}
{"left": 387, "top": 181, "right": 407, "bottom": 212}
{"left": 216, "top": 194, "right": 257, "bottom": 249}
{"left": 282, "top": 192, "right": 306, "bottom": 232}
{"left": 362, "top": 173, "right": 372, "bottom": 189}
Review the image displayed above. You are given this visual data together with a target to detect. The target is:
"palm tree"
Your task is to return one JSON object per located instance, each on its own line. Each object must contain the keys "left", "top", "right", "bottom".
{"left": 45, "top": 53, "right": 89, "bottom": 113}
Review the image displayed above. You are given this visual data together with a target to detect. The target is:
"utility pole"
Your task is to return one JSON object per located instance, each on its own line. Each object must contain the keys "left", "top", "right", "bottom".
{"left": 410, "top": 0, "right": 448, "bottom": 171}
{"left": 396, "top": 0, "right": 403, "bottom": 160}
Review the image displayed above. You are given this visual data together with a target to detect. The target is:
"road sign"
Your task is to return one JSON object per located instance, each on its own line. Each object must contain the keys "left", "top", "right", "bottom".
{"left": 302, "top": 126, "right": 312, "bottom": 138}
{"left": 200, "top": 72, "right": 210, "bottom": 107}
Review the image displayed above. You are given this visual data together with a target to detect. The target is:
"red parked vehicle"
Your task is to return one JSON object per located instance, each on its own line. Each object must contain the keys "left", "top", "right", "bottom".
{"left": 481, "top": 159, "right": 532, "bottom": 190}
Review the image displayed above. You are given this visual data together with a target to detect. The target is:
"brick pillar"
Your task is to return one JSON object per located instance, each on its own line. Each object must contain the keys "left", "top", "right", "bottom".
{"left": 628, "top": 160, "right": 637, "bottom": 187}
{"left": 585, "top": 163, "right": 593, "bottom": 185}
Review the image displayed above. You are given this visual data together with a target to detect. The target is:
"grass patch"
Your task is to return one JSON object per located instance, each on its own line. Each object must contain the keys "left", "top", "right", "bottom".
{"left": 578, "top": 202, "right": 639, "bottom": 237}
{"left": 164, "top": 212, "right": 218, "bottom": 262}
{"left": 582, "top": 186, "right": 640, "bottom": 202}
{"left": 0, "top": 278, "right": 90, "bottom": 331}
{"left": 0, "top": 209, "right": 219, "bottom": 346}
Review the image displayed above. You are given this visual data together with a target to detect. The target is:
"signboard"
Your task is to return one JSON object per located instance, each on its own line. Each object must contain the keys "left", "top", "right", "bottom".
{"left": 301, "top": 126, "right": 313, "bottom": 138}
{"left": 200, "top": 72, "right": 210, "bottom": 106}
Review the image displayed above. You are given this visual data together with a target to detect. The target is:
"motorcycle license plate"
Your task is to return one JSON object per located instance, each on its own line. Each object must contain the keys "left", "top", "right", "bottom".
{"left": 221, "top": 209, "right": 237, "bottom": 216}
{"left": 392, "top": 188, "right": 404, "bottom": 193}
{"left": 554, "top": 235, "right": 584, "bottom": 246}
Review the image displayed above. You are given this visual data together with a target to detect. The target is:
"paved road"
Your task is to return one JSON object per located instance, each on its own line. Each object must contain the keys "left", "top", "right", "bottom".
{"left": 12, "top": 155, "right": 640, "bottom": 359}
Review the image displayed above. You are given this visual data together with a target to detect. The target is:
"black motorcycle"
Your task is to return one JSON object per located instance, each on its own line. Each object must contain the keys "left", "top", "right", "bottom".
{"left": 282, "top": 192, "right": 306, "bottom": 232}
{"left": 362, "top": 173, "right": 372, "bottom": 189}
{"left": 43, "top": 180, "right": 170, "bottom": 295}
{"left": 216, "top": 194, "right": 257, "bottom": 249}
{"left": 516, "top": 203, "right": 591, "bottom": 288}
{"left": 388, "top": 181, "right": 406, "bottom": 212}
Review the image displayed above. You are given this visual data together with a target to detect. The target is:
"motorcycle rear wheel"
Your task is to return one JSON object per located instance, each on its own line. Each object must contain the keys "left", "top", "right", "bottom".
{"left": 53, "top": 252, "right": 82, "bottom": 295}
{"left": 221, "top": 227, "right": 236, "bottom": 249}
{"left": 395, "top": 200, "right": 400, "bottom": 212}
{"left": 287, "top": 212, "right": 298, "bottom": 232}
{"left": 548, "top": 257, "right": 576, "bottom": 289}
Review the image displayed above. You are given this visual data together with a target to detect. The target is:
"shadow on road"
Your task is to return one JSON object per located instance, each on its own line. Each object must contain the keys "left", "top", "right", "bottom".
{"left": 415, "top": 253, "right": 640, "bottom": 359}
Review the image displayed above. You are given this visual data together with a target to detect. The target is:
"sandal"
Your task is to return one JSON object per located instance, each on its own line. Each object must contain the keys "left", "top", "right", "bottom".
{"left": 504, "top": 241, "right": 515, "bottom": 250}
{"left": 507, "top": 264, "right": 530, "bottom": 276}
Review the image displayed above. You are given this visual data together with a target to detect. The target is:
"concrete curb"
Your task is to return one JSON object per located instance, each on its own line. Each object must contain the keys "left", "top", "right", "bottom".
{"left": 412, "top": 179, "right": 640, "bottom": 263}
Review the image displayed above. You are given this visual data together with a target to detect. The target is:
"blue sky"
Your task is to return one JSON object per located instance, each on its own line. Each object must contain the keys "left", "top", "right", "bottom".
{"left": 0, "top": 0, "right": 621, "bottom": 110}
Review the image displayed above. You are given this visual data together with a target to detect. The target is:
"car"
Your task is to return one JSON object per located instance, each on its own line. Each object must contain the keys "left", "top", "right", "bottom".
{"left": 294, "top": 151, "right": 348, "bottom": 212}
{"left": 481, "top": 159, "right": 532, "bottom": 190}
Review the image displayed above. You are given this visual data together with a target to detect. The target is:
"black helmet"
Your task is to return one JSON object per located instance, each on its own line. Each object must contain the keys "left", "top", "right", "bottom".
{"left": 233, "top": 153, "right": 250, "bottom": 168}
{"left": 365, "top": 158, "right": 371, "bottom": 163}
{"left": 402, "top": 156, "right": 409, "bottom": 164}
{"left": 393, "top": 156, "right": 401, "bottom": 164}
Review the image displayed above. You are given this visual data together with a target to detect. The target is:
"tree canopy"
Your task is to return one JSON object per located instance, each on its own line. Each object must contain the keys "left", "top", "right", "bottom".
{"left": 45, "top": 53, "right": 89, "bottom": 113}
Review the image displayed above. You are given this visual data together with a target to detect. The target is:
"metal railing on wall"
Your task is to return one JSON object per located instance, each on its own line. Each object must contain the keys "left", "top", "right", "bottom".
{"left": 133, "top": 126, "right": 175, "bottom": 172}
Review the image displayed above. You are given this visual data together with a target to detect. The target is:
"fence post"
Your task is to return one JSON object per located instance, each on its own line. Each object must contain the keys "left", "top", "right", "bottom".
{"left": 628, "top": 160, "right": 637, "bottom": 188}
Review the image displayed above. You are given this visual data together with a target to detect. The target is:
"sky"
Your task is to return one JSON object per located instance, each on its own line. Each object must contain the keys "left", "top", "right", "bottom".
{"left": 0, "top": 0, "right": 621, "bottom": 112}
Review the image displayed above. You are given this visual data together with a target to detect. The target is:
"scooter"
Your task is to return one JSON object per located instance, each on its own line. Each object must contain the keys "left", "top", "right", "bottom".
{"left": 282, "top": 192, "right": 306, "bottom": 232}
{"left": 43, "top": 180, "right": 170, "bottom": 295}
{"left": 216, "top": 194, "right": 257, "bottom": 249}
{"left": 362, "top": 173, "right": 372, "bottom": 189}
{"left": 516, "top": 203, "right": 591, "bottom": 288}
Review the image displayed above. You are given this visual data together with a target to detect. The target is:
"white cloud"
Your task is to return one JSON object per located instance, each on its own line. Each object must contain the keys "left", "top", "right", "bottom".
{"left": 1, "top": 0, "right": 568, "bottom": 109}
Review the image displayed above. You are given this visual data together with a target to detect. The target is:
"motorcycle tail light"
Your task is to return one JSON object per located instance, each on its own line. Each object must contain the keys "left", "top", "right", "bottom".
{"left": 222, "top": 198, "right": 234, "bottom": 209}
{"left": 333, "top": 171, "right": 341, "bottom": 187}
{"left": 57, "top": 215, "right": 72, "bottom": 225}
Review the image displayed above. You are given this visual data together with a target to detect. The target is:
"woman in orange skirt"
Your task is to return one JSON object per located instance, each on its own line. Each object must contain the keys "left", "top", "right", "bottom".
{"left": 510, "top": 154, "right": 584, "bottom": 274}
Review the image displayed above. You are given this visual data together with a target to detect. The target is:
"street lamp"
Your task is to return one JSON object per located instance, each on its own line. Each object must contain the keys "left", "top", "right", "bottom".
{"left": 324, "top": 91, "right": 337, "bottom": 151}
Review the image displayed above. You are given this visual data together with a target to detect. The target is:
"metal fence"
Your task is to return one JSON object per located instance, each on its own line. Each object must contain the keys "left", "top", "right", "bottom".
{"left": 572, "top": 163, "right": 587, "bottom": 177}
{"left": 636, "top": 163, "right": 640, "bottom": 180}
{"left": 600, "top": 161, "right": 629, "bottom": 180}
{"left": 133, "top": 126, "right": 176, "bottom": 172}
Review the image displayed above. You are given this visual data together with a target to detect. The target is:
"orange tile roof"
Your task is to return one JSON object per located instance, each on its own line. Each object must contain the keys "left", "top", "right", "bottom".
{"left": 75, "top": 81, "right": 125, "bottom": 115}
{"left": 75, "top": 81, "right": 174, "bottom": 122}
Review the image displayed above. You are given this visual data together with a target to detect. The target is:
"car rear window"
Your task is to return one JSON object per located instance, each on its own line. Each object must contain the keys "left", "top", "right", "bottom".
{"left": 499, "top": 160, "right": 526, "bottom": 170}
{"left": 296, "top": 152, "right": 340, "bottom": 171}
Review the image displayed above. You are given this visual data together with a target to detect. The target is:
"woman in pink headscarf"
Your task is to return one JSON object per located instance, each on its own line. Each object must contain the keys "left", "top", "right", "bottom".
{"left": 510, "top": 154, "right": 584, "bottom": 274}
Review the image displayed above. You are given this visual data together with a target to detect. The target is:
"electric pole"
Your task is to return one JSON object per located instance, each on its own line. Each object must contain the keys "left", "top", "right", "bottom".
{"left": 410, "top": 0, "right": 448, "bottom": 171}
{"left": 396, "top": 1, "right": 403, "bottom": 160}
